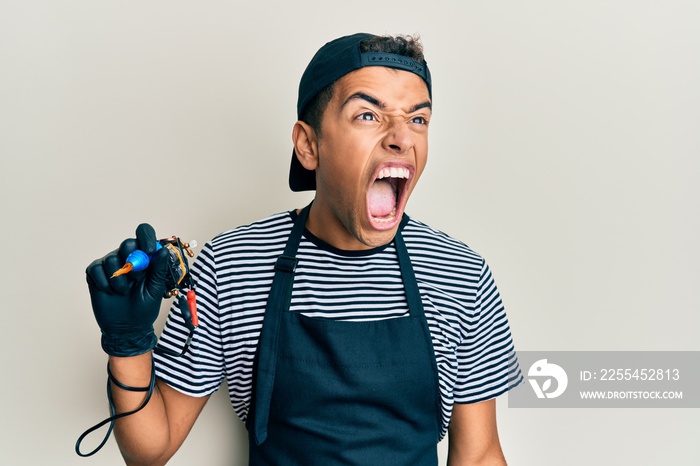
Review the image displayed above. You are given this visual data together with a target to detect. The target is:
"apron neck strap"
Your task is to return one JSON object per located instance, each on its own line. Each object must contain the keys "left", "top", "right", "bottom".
{"left": 393, "top": 226, "right": 424, "bottom": 318}
{"left": 280, "top": 203, "right": 311, "bottom": 261}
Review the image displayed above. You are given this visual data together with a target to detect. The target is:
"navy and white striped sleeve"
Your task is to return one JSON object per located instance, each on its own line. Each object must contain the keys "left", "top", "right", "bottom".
{"left": 453, "top": 260, "right": 523, "bottom": 403}
{"left": 154, "top": 240, "right": 226, "bottom": 397}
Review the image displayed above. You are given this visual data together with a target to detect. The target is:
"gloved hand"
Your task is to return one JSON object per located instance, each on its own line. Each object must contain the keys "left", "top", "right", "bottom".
{"left": 86, "top": 224, "right": 170, "bottom": 357}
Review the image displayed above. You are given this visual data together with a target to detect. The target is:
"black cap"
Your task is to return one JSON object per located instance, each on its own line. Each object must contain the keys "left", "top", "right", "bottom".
{"left": 289, "top": 33, "right": 432, "bottom": 192}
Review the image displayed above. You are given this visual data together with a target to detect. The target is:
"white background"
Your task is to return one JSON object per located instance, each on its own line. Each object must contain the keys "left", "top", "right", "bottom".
{"left": 1, "top": 1, "right": 698, "bottom": 465}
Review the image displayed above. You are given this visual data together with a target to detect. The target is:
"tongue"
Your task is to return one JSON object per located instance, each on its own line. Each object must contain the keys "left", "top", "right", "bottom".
{"left": 368, "top": 179, "right": 397, "bottom": 218}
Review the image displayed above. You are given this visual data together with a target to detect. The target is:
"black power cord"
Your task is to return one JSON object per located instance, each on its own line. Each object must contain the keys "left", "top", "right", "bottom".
{"left": 75, "top": 357, "right": 157, "bottom": 457}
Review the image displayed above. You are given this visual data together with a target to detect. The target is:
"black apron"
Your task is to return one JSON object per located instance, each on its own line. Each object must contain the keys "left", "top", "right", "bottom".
{"left": 247, "top": 205, "right": 441, "bottom": 465}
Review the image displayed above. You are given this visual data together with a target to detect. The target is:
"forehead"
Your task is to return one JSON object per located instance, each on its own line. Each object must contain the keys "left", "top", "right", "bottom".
{"left": 331, "top": 66, "right": 431, "bottom": 108}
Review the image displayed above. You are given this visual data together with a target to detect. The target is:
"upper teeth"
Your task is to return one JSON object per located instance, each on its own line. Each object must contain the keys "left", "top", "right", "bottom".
{"left": 377, "top": 167, "right": 409, "bottom": 180}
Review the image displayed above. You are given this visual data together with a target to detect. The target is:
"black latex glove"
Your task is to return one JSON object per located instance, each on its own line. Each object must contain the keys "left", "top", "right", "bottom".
{"left": 86, "top": 224, "right": 170, "bottom": 357}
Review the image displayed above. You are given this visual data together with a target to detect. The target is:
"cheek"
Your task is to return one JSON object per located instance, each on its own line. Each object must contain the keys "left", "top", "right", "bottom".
{"left": 408, "top": 146, "right": 429, "bottom": 192}
{"left": 321, "top": 136, "right": 374, "bottom": 180}
{"left": 414, "top": 140, "right": 429, "bottom": 171}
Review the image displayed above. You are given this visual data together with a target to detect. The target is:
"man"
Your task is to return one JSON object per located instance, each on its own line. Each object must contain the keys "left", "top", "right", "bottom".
{"left": 85, "top": 33, "right": 523, "bottom": 465}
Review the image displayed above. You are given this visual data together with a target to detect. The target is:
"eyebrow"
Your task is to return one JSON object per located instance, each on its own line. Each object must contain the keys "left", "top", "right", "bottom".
{"left": 342, "top": 92, "right": 432, "bottom": 113}
{"left": 410, "top": 101, "right": 432, "bottom": 113}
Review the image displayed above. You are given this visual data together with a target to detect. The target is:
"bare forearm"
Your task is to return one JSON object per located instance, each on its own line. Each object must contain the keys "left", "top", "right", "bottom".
{"left": 448, "top": 430, "right": 507, "bottom": 465}
{"left": 447, "top": 447, "right": 507, "bottom": 466}
{"left": 109, "top": 353, "right": 170, "bottom": 466}
{"left": 448, "top": 400, "right": 507, "bottom": 466}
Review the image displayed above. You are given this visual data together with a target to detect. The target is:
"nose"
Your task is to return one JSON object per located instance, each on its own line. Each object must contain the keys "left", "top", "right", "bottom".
{"left": 381, "top": 118, "right": 414, "bottom": 155}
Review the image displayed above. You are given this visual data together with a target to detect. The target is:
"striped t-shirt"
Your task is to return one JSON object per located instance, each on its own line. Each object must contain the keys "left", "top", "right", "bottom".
{"left": 154, "top": 210, "right": 523, "bottom": 440}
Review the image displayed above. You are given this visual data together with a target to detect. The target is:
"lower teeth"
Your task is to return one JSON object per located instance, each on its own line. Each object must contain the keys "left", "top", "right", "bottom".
{"left": 373, "top": 208, "right": 397, "bottom": 223}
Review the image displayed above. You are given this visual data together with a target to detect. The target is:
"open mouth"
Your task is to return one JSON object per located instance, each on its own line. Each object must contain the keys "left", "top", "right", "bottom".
{"left": 367, "top": 166, "right": 410, "bottom": 227}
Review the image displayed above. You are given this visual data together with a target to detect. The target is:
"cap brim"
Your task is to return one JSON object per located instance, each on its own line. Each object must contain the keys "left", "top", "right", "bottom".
{"left": 289, "top": 148, "right": 317, "bottom": 191}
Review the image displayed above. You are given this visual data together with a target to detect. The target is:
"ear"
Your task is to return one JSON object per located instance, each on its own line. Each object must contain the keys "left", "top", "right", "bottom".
{"left": 292, "top": 121, "right": 319, "bottom": 171}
